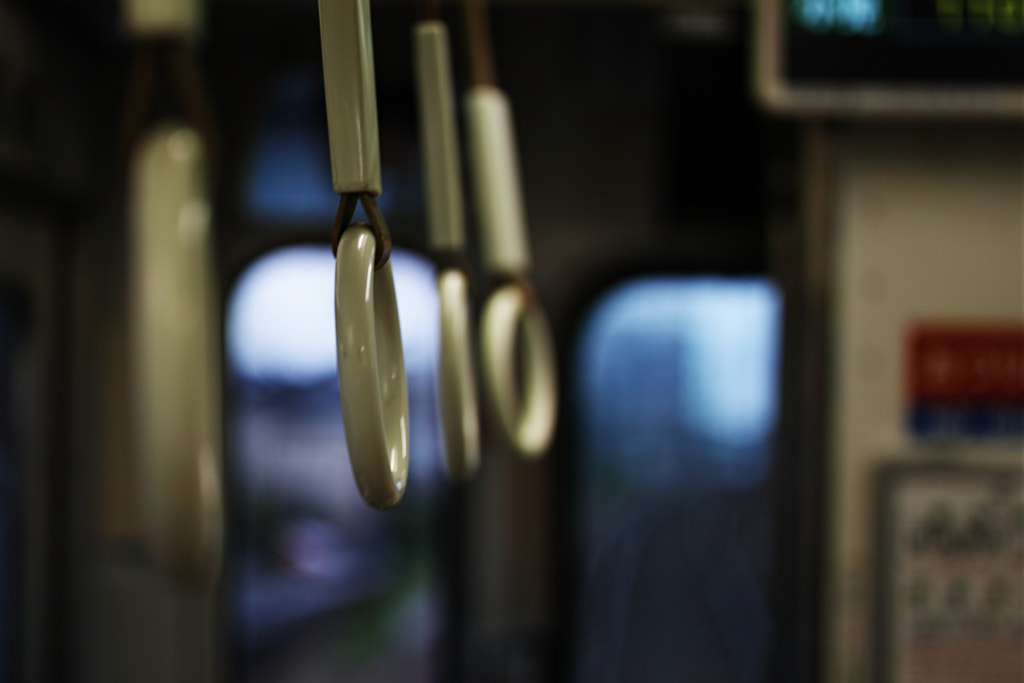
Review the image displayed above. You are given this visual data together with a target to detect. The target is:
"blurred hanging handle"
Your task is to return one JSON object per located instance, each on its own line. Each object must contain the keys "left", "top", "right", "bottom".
{"left": 122, "top": 0, "right": 223, "bottom": 585}
{"left": 414, "top": 20, "right": 481, "bottom": 479}
{"left": 121, "top": 0, "right": 202, "bottom": 38}
{"left": 118, "top": 0, "right": 219, "bottom": 169}
{"left": 130, "top": 125, "right": 223, "bottom": 585}
{"left": 465, "top": 87, "right": 531, "bottom": 275}
{"left": 479, "top": 281, "right": 557, "bottom": 458}
{"left": 462, "top": 0, "right": 558, "bottom": 458}
{"left": 415, "top": 22, "right": 465, "bottom": 253}
{"left": 319, "top": 0, "right": 410, "bottom": 509}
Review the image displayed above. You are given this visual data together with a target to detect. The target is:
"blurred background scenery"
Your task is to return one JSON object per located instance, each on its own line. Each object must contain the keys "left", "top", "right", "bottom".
{"left": 0, "top": 0, "right": 1020, "bottom": 682}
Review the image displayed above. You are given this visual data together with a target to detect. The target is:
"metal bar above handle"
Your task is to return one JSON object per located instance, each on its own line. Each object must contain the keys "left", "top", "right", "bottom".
{"left": 415, "top": 21, "right": 466, "bottom": 252}
{"left": 465, "top": 86, "right": 532, "bottom": 276}
{"left": 319, "top": 0, "right": 383, "bottom": 196}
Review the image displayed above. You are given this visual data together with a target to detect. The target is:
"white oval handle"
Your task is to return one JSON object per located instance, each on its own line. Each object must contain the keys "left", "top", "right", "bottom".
{"left": 318, "top": 0, "right": 382, "bottom": 196}
{"left": 335, "top": 227, "right": 410, "bottom": 509}
{"left": 480, "top": 284, "right": 557, "bottom": 458}
{"left": 437, "top": 268, "right": 481, "bottom": 479}
{"left": 129, "top": 123, "right": 223, "bottom": 583}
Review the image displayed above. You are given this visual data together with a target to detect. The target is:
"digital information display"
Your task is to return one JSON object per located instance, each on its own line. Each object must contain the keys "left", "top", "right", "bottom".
{"left": 786, "top": 0, "right": 1024, "bottom": 83}
{"left": 792, "top": 0, "right": 1024, "bottom": 37}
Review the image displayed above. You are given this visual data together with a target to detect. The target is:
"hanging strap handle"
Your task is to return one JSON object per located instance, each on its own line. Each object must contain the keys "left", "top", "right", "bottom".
{"left": 480, "top": 283, "right": 557, "bottom": 458}
{"left": 334, "top": 226, "right": 409, "bottom": 509}
{"left": 121, "top": 0, "right": 202, "bottom": 39}
{"left": 461, "top": 0, "right": 558, "bottom": 457}
{"left": 118, "top": 0, "right": 219, "bottom": 172}
{"left": 463, "top": 0, "right": 497, "bottom": 89}
{"left": 414, "top": 18, "right": 481, "bottom": 479}
{"left": 460, "top": 0, "right": 530, "bottom": 275}
{"left": 320, "top": 0, "right": 410, "bottom": 508}
{"left": 121, "top": 0, "right": 223, "bottom": 584}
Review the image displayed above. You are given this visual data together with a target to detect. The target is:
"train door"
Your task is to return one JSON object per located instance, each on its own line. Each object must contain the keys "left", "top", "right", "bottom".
{"left": 0, "top": 209, "right": 59, "bottom": 683}
{"left": 0, "top": 2, "right": 99, "bottom": 679}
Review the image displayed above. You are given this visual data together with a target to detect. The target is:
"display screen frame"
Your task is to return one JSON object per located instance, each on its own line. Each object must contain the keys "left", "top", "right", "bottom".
{"left": 753, "top": 0, "right": 1024, "bottom": 117}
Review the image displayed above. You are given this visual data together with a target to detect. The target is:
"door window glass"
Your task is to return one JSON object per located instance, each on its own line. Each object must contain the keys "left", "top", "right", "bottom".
{"left": 573, "top": 277, "right": 783, "bottom": 683}
{"left": 226, "top": 245, "right": 449, "bottom": 683}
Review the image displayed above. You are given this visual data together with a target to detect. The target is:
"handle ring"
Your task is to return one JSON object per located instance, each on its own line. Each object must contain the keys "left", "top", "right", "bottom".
{"left": 335, "top": 226, "right": 410, "bottom": 509}
{"left": 480, "top": 283, "right": 558, "bottom": 458}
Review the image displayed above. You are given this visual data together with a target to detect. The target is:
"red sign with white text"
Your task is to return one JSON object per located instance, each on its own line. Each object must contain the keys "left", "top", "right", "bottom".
{"left": 907, "top": 326, "right": 1024, "bottom": 437}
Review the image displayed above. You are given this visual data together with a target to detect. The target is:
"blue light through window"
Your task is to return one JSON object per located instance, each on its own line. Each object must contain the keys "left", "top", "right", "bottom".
{"left": 244, "top": 73, "right": 339, "bottom": 224}
{"left": 243, "top": 71, "right": 411, "bottom": 226}
{"left": 226, "top": 245, "right": 447, "bottom": 683}
{"left": 576, "top": 277, "right": 782, "bottom": 492}
{"left": 227, "top": 246, "right": 439, "bottom": 383}
{"left": 573, "top": 277, "right": 783, "bottom": 683}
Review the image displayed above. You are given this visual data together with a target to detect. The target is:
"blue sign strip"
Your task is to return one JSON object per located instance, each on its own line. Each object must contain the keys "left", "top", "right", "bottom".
{"left": 910, "top": 406, "right": 1024, "bottom": 438}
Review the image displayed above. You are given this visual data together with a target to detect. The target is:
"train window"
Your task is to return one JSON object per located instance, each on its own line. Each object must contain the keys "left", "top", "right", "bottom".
{"left": 226, "top": 245, "right": 450, "bottom": 683}
{"left": 244, "top": 70, "right": 422, "bottom": 227}
{"left": 244, "top": 73, "right": 337, "bottom": 224}
{"left": 572, "top": 277, "right": 782, "bottom": 683}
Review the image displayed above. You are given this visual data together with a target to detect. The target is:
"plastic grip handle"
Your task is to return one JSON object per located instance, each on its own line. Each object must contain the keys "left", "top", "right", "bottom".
{"left": 318, "top": 0, "right": 382, "bottom": 196}
{"left": 129, "top": 123, "right": 223, "bottom": 584}
{"left": 480, "top": 284, "right": 557, "bottom": 457}
{"left": 465, "top": 86, "right": 532, "bottom": 275}
{"left": 414, "top": 22, "right": 466, "bottom": 251}
{"left": 122, "top": 0, "right": 202, "bottom": 38}
{"left": 437, "top": 268, "right": 480, "bottom": 479}
{"left": 334, "top": 228, "right": 410, "bottom": 509}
